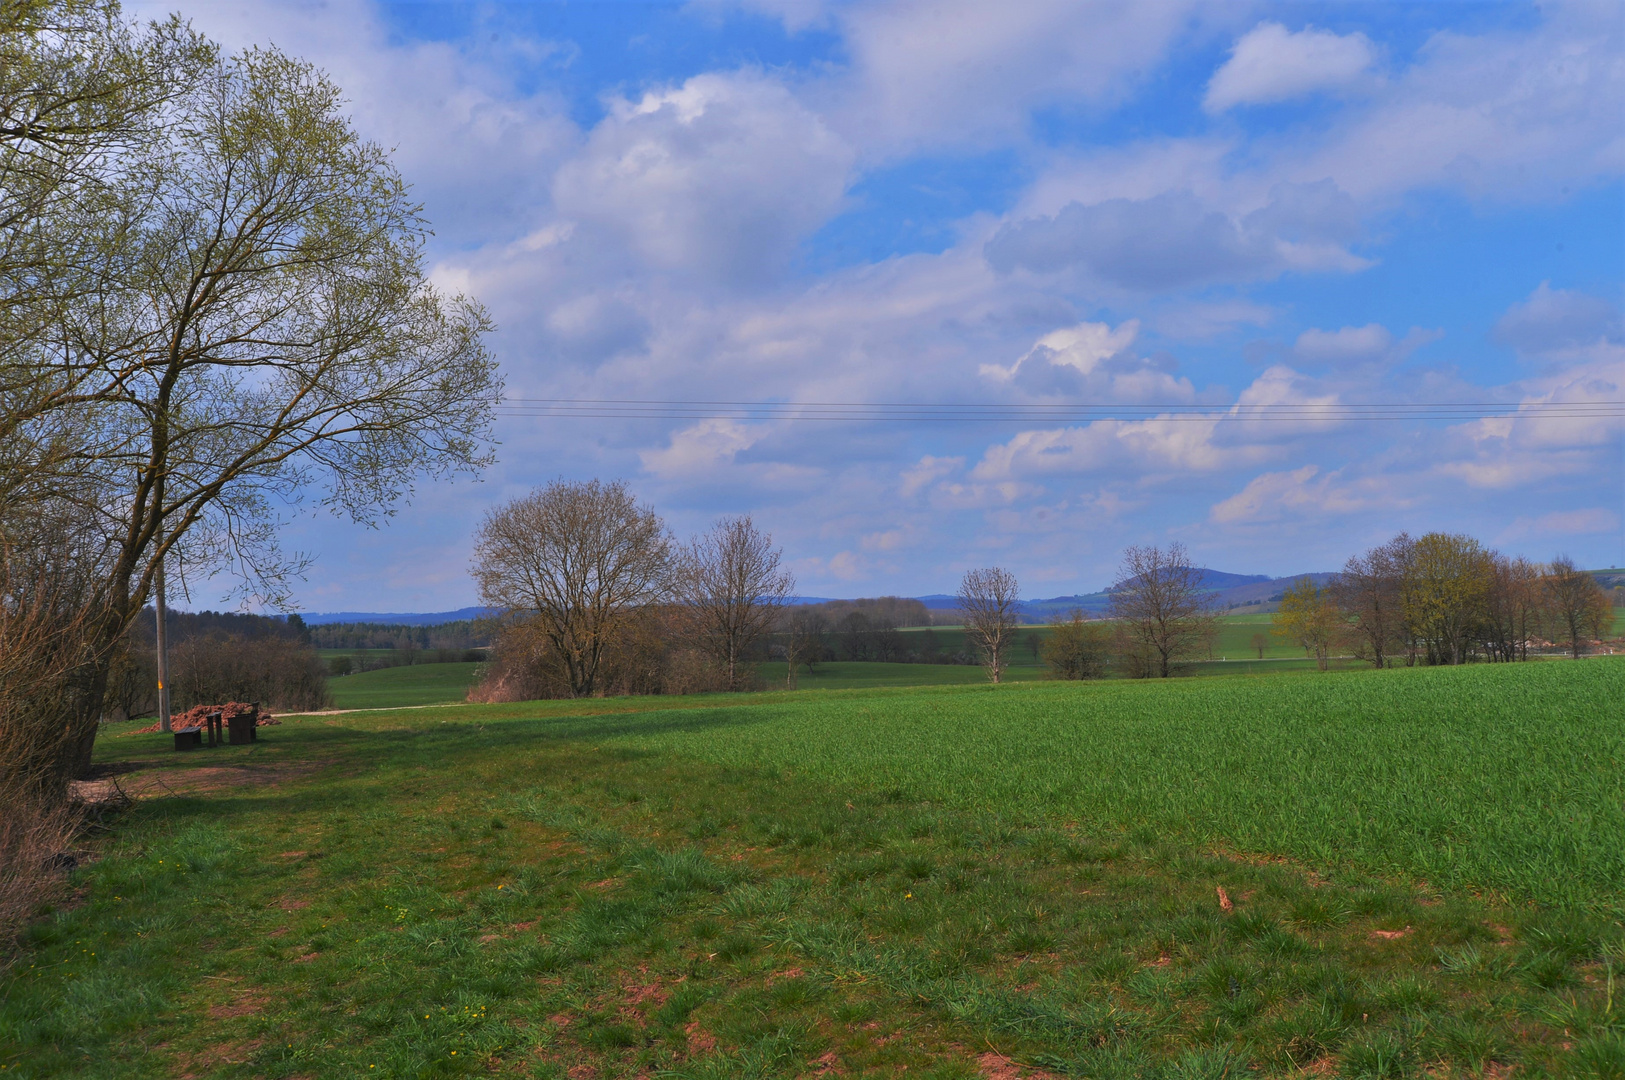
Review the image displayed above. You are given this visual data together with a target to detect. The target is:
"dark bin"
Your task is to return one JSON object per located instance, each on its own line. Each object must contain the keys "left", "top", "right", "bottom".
{"left": 174, "top": 728, "right": 202, "bottom": 751}
{"left": 228, "top": 712, "right": 258, "bottom": 745}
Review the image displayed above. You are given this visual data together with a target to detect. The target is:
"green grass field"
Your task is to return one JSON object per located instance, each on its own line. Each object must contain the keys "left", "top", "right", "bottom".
{"left": 326, "top": 662, "right": 483, "bottom": 710}
{"left": 3, "top": 658, "right": 1621, "bottom": 1078}
{"left": 315, "top": 605, "right": 1625, "bottom": 711}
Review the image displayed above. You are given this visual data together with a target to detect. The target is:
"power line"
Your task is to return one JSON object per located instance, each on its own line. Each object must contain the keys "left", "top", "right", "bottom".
{"left": 493, "top": 397, "right": 1624, "bottom": 424}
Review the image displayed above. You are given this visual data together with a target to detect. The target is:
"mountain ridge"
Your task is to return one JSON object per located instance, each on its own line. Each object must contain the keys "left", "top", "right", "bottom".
{"left": 300, "top": 569, "right": 1339, "bottom": 626}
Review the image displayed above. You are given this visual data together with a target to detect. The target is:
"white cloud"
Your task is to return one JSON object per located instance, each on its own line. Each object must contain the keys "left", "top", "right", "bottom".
{"left": 640, "top": 419, "right": 765, "bottom": 479}
{"left": 981, "top": 320, "right": 1139, "bottom": 380}
{"left": 1289, "top": 7, "right": 1625, "bottom": 202}
{"left": 1499, "top": 508, "right": 1619, "bottom": 544}
{"left": 1205, "top": 22, "right": 1377, "bottom": 113}
{"left": 1294, "top": 324, "right": 1393, "bottom": 365}
{"left": 554, "top": 71, "right": 854, "bottom": 283}
{"left": 900, "top": 456, "right": 964, "bottom": 498}
{"left": 1153, "top": 299, "right": 1276, "bottom": 340}
{"left": 823, "top": 0, "right": 1208, "bottom": 156}
{"left": 1209, "top": 464, "right": 1387, "bottom": 524}
{"left": 985, "top": 182, "right": 1369, "bottom": 291}
{"left": 1495, "top": 282, "right": 1623, "bottom": 356}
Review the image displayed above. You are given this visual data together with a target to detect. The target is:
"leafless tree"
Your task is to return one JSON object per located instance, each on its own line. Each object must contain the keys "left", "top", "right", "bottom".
{"left": 1041, "top": 610, "right": 1107, "bottom": 680}
{"left": 1330, "top": 535, "right": 1410, "bottom": 668}
{"left": 1545, "top": 555, "right": 1612, "bottom": 660}
{"left": 472, "top": 481, "right": 670, "bottom": 698}
{"left": 1483, "top": 553, "right": 1544, "bottom": 662}
{"left": 1108, "top": 543, "right": 1216, "bottom": 678}
{"left": 674, "top": 516, "right": 794, "bottom": 691}
{"left": 957, "top": 567, "right": 1020, "bottom": 683}
{"left": 779, "top": 606, "right": 828, "bottom": 689}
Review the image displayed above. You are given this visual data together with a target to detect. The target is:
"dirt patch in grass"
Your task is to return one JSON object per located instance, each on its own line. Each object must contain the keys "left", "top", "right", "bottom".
{"left": 623, "top": 979, "right": 669, "bottom": 1007}
{"left": 136, "top": 762, "right": 321, "bottom": 797}
{"left": 978, "top": 1050, "right": 1056, "bottom": 1079}
{"left": 684, "top": 1020, "right": 717, "bottom": 1053}
{"left": 174, "top": 1037, "right": 264, "bottom": 1076}
{"left": 207, "top": 993, "right": 267, "bottom": 1019}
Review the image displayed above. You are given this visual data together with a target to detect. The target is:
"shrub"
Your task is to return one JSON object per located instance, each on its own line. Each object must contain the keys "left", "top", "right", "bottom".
{"left": 169, "top": 634, "right": 330, "bottom": 712}
{"left": 1042, "top": 610, "right": 1109, "bottom": 680}
{"left": 0, "top": 795, "right": 78, "bottom": 964}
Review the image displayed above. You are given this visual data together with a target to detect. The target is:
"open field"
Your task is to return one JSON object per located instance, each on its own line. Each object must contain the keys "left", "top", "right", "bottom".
{"left": 3, "top": 659, "right": 1621, "bottom": 1078}
{"left": 313, "top": 608, "right": 1625, "bottom": 711}
{"left": 327, "top": 662, "right": 484, "bottom": 710}
{"left": 322, "top": 652, "right": 1351, "bottom": 710}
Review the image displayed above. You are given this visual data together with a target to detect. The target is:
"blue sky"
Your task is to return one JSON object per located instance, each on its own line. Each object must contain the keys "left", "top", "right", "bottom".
{"left": 139, "top": 0, "right": 1623, "bottom": 611}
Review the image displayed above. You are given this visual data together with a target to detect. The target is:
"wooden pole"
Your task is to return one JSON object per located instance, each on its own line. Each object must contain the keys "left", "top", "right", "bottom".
{"left": 156, "top": 540, "right": 171, "bottom": 734}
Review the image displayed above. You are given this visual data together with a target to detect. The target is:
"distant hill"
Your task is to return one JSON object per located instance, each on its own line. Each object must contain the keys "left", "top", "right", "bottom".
{"left": 301, "top": 606, "right": 497, "bottom": 627}
{"left": 301, "top": 565, "right": 1619, "bottom": 629}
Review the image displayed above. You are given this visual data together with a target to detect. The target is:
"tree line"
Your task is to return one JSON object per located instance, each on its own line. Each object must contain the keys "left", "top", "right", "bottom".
{"left": 975, "top": 536, "right": 1617, "bottom": 684}
{"left": 1273, "top": 534, "right": 1614, "bottom": 669}
{"left": 306, "top": 619, "right": 488, "bottom": 654}
{"left": 768, "top": 599, "right": 978, "bottom": 673}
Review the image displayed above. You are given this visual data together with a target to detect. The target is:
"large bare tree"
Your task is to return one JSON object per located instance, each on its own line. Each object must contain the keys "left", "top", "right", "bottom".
{"left": 1483, "top": 552, "right": 1544, "bottom": 662}
{"left": 4, "top": 31, "right": 499, "bottom": 789}
{"left": 1329, "top": 535, "right": 1410, "bottom": 668}
{"left": 1545, "top": 555, "right": 1612, "bottom": 660}
{"left": 674, "top": 516, "right": 793, "bottom": 691}
{"left": 471, "top": 480, "right": 670, "bottom": 699}
{"left": 957, "top": 566, "right": 1020, "bottom": 683}
{"left": 1108, "top": 542, "right": 1216, "bottom": 678}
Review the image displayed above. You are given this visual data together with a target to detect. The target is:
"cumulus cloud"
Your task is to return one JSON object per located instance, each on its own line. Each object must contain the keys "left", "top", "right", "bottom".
{"left": 1290, "top": 6, "right": 1625, "bottom": 202}
{"left": 1499, "top": 508, "right": 1619, "bottom": 543}
{"left": 984, "top": 182, "right": 1367, "bottom": 290}
{"left": 981, "top": 319, "right": 1201, "bottom": 403}
{"left": 1153, "top": 299, "right": 1276, "bottom": 340}
{"left": 1209, "top": 464, "right": 1386, "bottom": 524}
{"left": 1205, "top": 22, "right": 1377, "bottom": 113}
{"left": 1294, "top": 324, "right": 1393, "bottom": 366}
{"left": 900, "top": 456, "right": 965, "bottom": 499}
{"left": 981, "top": 320, "right": 1137, "bottom": 380}
{"left": 554, "top": 71, "right": 854, "bottom": 283}
{"left": 1495, "top": 282, "right": 1623, "bottom": 355}
{"left": 822, "top": 0, "right": 1206, "bottom": 155}
{"left": 968, "top": 415, "right": 1251, "bottom": 484}
{"left": 640, "top": 419, "right": 765, "bottom": 479}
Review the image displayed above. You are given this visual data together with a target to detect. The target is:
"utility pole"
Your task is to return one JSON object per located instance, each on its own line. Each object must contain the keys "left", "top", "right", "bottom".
{"left": 156, "top": 539, "right": 171, "bottom": 733}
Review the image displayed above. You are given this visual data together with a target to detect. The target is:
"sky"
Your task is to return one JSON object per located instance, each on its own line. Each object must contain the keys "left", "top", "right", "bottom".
{"left": 134, "top": 0, "right": 1625, "bottom": 611}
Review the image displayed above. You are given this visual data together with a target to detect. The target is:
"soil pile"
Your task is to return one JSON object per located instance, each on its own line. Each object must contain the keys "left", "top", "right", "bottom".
{"left": 130, "top": 701, "right": 278, "bottom": 734}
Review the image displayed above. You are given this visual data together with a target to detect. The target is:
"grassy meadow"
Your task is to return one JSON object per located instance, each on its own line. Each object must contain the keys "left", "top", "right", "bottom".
{"left": 318, "top": 613, "right": 1371, "bottom": 710}
{"left": 326, "top": 662, "right": 485, "bottom": 710}
{"left": 2, "top": 658, "right": 1621, "bottom": 1078}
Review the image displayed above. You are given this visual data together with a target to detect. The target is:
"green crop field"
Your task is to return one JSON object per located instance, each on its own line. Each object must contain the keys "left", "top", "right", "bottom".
{"left": 325, "top": 662, "right": 483, "bottom": 710}
{"left": 5, "top": 659, "right": 1620, "bottom": 1078}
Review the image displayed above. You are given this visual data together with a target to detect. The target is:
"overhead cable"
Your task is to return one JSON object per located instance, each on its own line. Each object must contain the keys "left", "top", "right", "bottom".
{"left": 493, "top": 397, "right": 1624, "bottom": 424}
